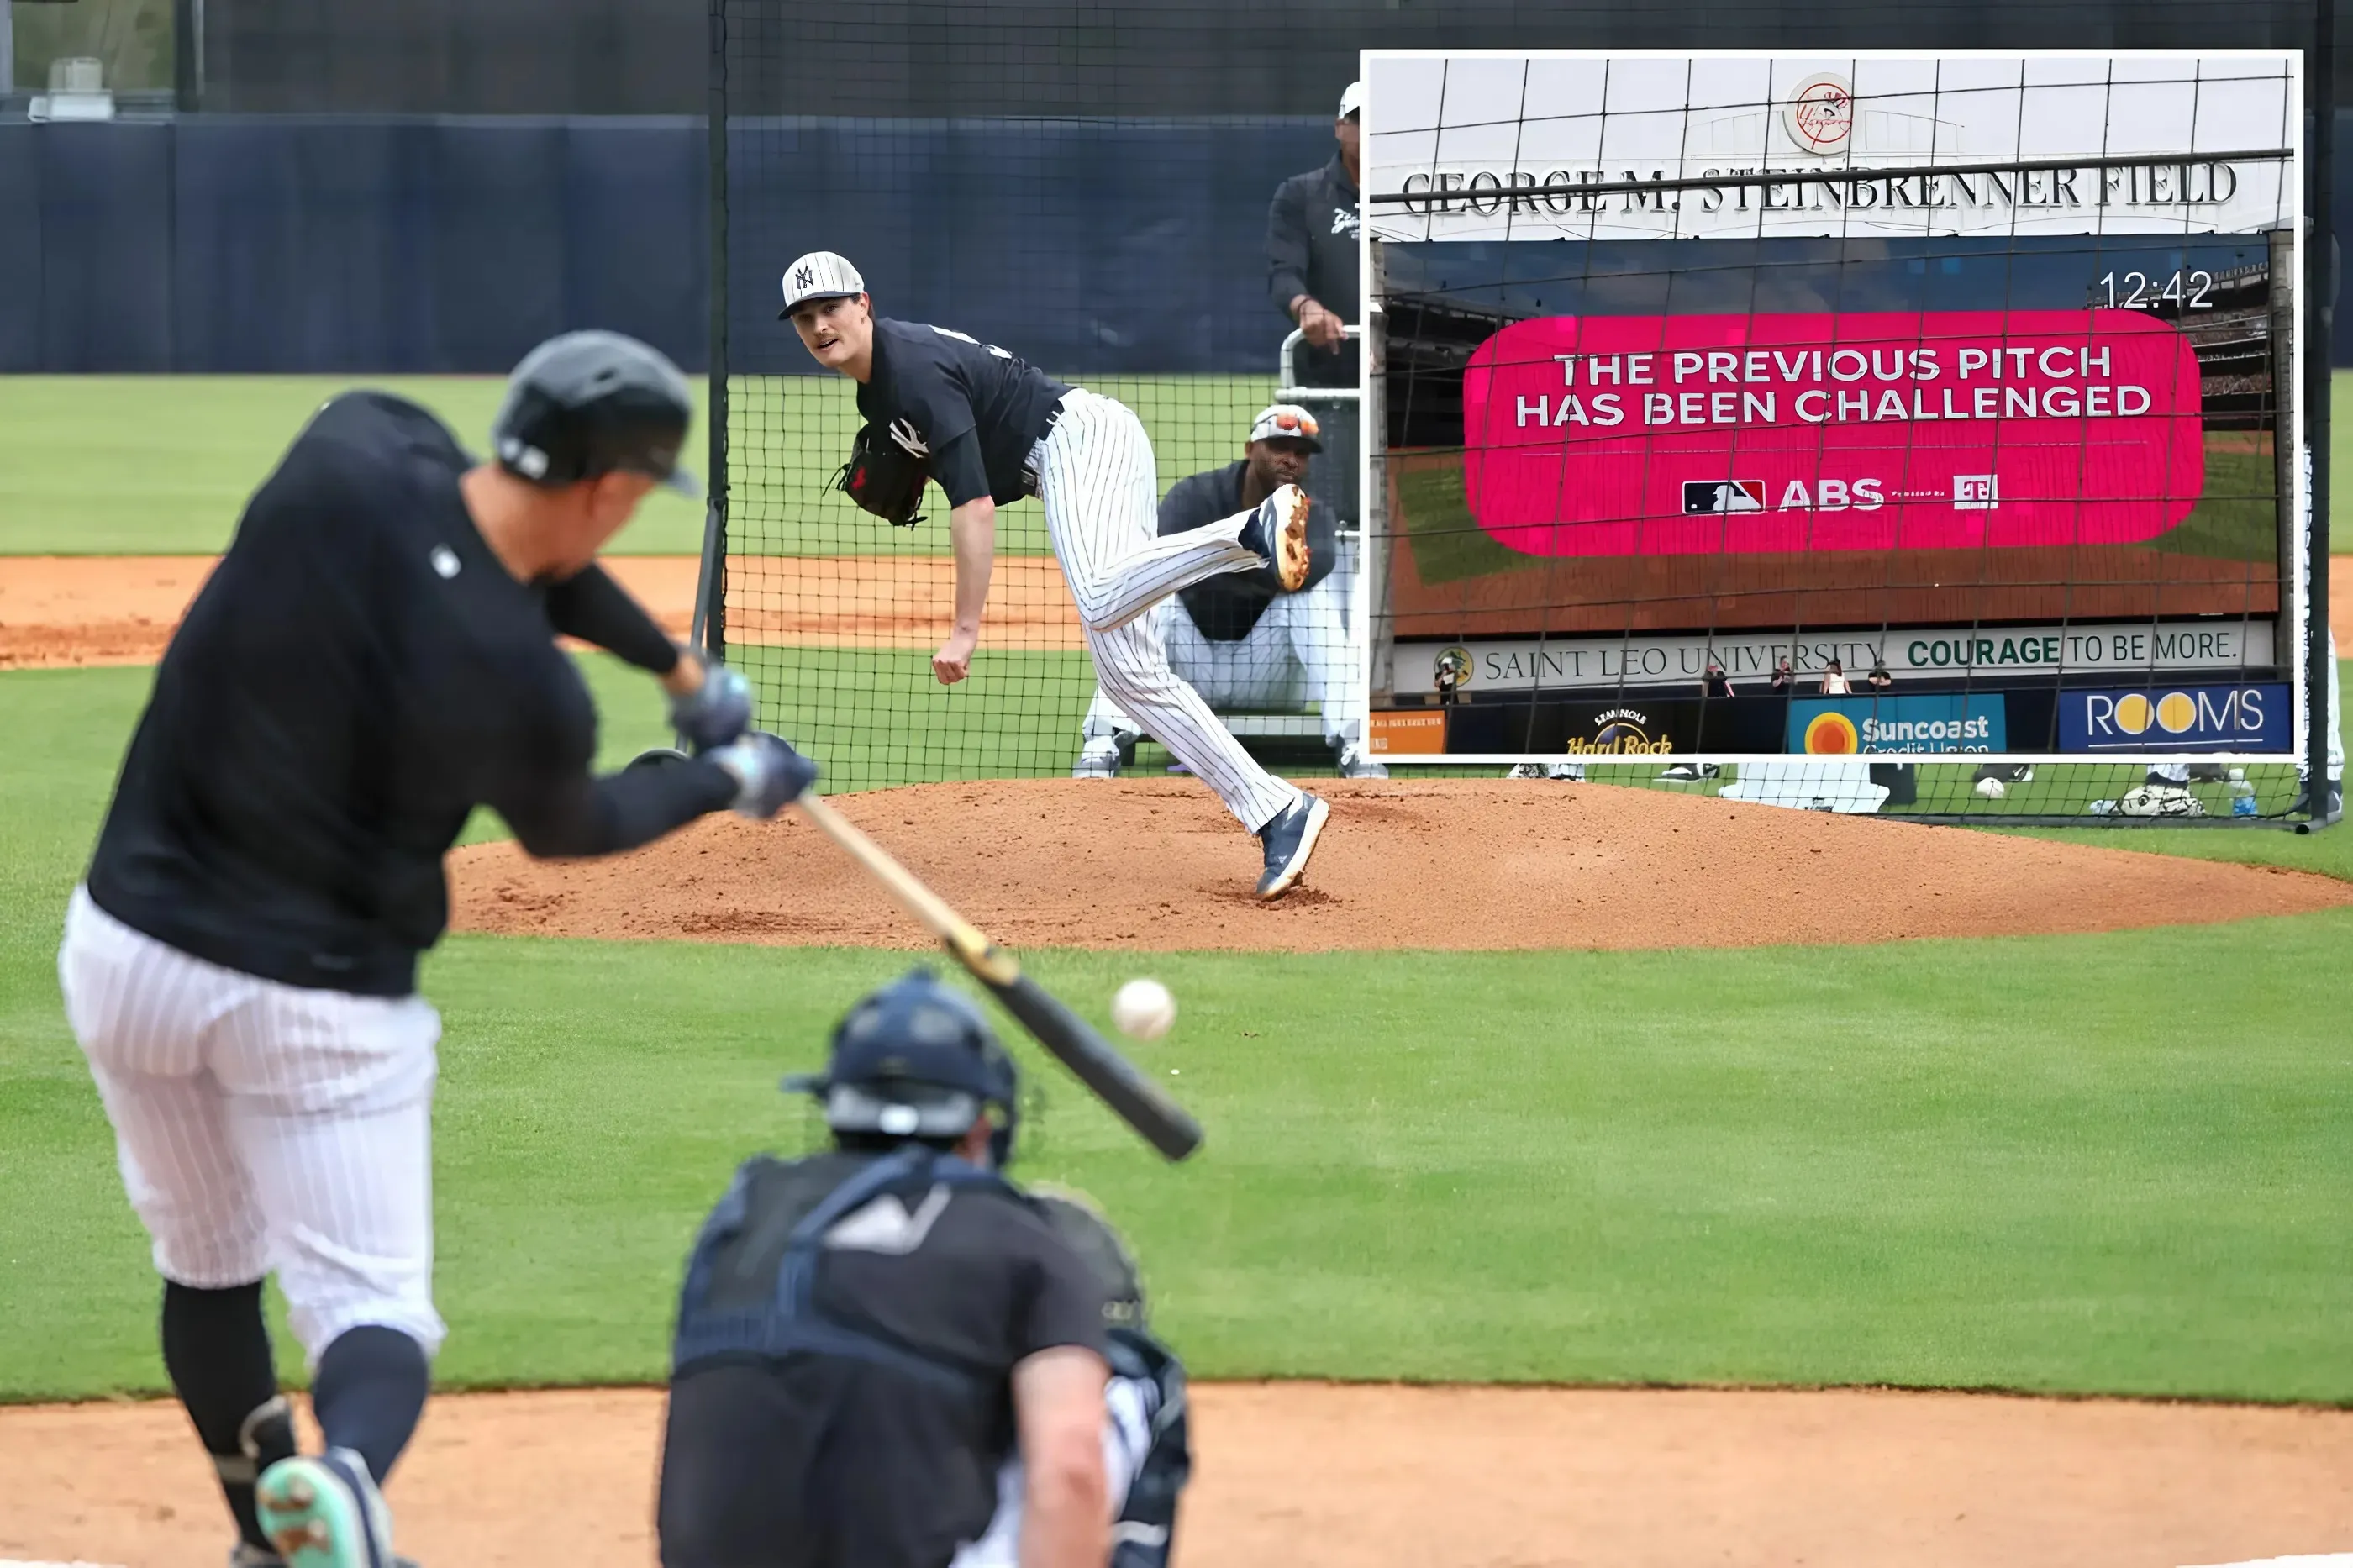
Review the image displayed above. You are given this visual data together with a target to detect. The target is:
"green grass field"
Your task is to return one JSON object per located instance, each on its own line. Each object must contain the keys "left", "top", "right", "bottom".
{"left": 11, "top": 370, "right": 2342, "bottom": 561}
{"left": 0, "top": 374, "right": 1273, "bottom": 559}
{"left": 3, "top": 370, "right": 2350, "bottom": 1414}
{"left": 2, "top": 661, "right": 2349, "bottom": 1407}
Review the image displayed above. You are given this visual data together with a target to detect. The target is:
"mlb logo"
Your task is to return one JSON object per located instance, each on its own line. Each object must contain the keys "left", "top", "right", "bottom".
{"left": 1953, "top": 475, "right": 1999, "bottom": 510}
{"left": 1682, "top": 480, "right": 1765, "bottom": 514}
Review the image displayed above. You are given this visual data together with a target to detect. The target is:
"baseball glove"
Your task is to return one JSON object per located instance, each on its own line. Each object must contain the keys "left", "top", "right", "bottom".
{"left": 833, "top": 422, "right": 930, "bottom": 529}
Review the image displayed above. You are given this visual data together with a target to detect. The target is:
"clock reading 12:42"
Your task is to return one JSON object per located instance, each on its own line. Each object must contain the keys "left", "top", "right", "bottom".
{"left": 2098, "top": 270, "right": 2216, "bottom": 310}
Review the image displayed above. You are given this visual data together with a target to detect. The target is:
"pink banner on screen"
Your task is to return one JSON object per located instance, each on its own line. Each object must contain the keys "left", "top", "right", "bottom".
{"left": 1457, "top": 310, "right": 2205, "bottom": 556}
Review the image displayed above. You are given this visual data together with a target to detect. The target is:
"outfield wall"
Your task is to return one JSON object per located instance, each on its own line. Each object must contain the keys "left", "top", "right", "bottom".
{"left": 7, "top": 112, "right": 2353, "bottom": 376}
{"left": 0, "top": 115, "right": 1328, "bottom": 376}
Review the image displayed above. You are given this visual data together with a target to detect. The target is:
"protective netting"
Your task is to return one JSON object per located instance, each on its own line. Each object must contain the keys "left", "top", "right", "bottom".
{"left": 1363, "top": 52, "right": 2339, "bottom": 823}
{"left": 708, "top": 3, "right": 1366, "bottom": 791}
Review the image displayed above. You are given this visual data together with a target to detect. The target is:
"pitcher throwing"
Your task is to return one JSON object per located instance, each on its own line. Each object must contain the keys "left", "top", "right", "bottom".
{"left": 784, "top": 250, "right": 1329, "bottom": 899}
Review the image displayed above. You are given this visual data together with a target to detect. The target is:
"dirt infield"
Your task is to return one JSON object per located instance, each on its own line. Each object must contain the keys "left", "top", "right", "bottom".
{"left": 3, "top": 1384, "right": 2345, "bottom": 1568}
{"left": 0, "top": 555, "right": 1083, "bottom": 668}
{"left": 12, "top": 554, "right": 2346, "bottom": 670}
{"left": 450, "top": 776, "right": 2353, "bottom": 951}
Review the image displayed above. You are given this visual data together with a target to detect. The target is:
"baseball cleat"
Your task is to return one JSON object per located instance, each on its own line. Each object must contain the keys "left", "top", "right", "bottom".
{"left": 1072, "top": 739, "right": 1122, "bottom": 779}
{"left": 256, "top": 1450, "right": 396, "bottom": 1568}
{"left": 1336, "top": 745, "right": 1388, "bottom": 780}
{"left": 1242, "top": 483, "right": 1313, "bottom": 592}
{"left": 1255, "top": 792, "right": 1329, "bottom": 900}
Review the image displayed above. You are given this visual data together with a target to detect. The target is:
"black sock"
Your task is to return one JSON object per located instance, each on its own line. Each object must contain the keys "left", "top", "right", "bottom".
{"left": 161, "top": 1281, "right": 293, "bottom": 1552}
{"left": 312, "top": 1325, "right": 431, "bottom": 1484}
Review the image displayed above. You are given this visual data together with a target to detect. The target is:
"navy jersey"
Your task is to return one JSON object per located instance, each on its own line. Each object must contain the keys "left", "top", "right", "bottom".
{"left": 84, "top": 392, "right": 736, "bottom": 997}
{"left": 855, "top": 319, "right": 1071, "bottom": 508}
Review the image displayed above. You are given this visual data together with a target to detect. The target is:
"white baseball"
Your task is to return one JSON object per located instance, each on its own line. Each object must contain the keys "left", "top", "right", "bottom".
{"left": 1112, "top": 978, "right": 1176, "bottom": 1041}
{"left": 1975, "top": 776, "right": 2007, "bottom": 800}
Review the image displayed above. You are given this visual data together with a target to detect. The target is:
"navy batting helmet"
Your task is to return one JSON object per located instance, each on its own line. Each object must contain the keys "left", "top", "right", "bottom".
{"left": 491, "top": 329, "right": 698, "bottom": 497}
{"left": 784, "top": 970, "right": 1020, "bottom": 1164}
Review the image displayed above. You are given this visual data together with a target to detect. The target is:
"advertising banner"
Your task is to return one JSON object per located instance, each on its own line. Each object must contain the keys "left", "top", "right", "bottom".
{"left": 1392, "top": 620, "right": 2276, "bottom": 697}
{"left": 1458, "top": 309, "right": 2204, "bottom": 555}
{"left": 1439, "top": 697, "right": 1788, "bottom": 757}
{"left": 1787, "top": 694, "right": 2008, "bottom": 754}
{"left": 2058, "top": 682, "right": 2292, "bottom": 751}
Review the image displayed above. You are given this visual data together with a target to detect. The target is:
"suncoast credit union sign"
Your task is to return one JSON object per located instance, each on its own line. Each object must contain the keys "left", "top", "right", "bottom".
{"left": 1789, "top": 695, "right": 2006, "bottom": 754}
{"left": 1365, "top": 53, "right": 2297, "bottom": 240}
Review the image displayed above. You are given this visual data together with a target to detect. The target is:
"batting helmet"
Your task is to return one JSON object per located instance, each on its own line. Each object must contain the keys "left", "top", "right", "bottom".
{"left": 784, "top": 970, "right": 1021, "bottom": 1165}
{"left": 491, "top": 329, "right": 698, "bottom": 497}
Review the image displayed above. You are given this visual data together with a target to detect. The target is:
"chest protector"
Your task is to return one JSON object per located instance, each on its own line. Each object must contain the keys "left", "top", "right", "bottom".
{"left": 671, "top": 1144, "right": 1013, "bottom": 1396}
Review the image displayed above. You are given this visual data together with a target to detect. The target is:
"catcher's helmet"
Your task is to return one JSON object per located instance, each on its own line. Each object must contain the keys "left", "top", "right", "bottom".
{"left": 1030, "top": 1187, "right": 1146, "bottom": 1329}
{"left": 491, "top": 330, "right": 698, "bottom": 497}
{"left": 785, "top": 970, "right": 1020, "bottom": 1164}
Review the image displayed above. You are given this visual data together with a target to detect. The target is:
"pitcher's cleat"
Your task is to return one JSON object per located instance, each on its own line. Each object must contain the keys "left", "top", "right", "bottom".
{"left": 1240, "top": 483, "right": 1313, "bottom": 591}
{"left": 1255, "top": 792, "right": 1329, "bottom": 899}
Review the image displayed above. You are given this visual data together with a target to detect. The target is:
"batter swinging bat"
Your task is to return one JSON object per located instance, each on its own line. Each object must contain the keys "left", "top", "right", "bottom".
{"left": 793, "top": 794, "right": 1204, "bottom": 1162}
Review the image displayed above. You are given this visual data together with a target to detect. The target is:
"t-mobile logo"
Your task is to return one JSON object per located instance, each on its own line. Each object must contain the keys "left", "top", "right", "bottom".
{"left": 1953, "top": 475, "right": 1999, "bottom": 510}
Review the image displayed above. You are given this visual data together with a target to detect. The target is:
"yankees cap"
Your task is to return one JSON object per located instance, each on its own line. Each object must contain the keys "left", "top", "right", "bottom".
{"left": 1249, "top": 403, "right": 1324, "bottom": 451}
{"left": 780, "top": 250, "right": 866, "bottom": 318}
{"left": 1338, "top": 80, "right": 1363, "bottom": 119}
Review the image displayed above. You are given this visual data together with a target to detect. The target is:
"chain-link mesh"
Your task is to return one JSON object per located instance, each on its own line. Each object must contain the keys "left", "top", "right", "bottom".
{"left": 1363, "top": 53, "right": 2337, "bottom": 823}
{"left": 710, "top": 3, "right": 1363, "bottom": 792}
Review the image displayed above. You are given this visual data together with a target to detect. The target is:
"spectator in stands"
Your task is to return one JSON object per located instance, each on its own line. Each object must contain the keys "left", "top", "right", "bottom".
{"left": 1701, "top": 657, "right": 1734, "bottom": 699}
{"left": 1074, "top": 403, "right": 1382, "bottom": 780}
{"left": 1819, "top": 659, "right": 1852, "bottom": 695}
{"left": 1769, "top": 657, "right": 1795, "bottom": 694}
{"left": 1866, "top": 664, "right": 1893, "bottom": 693}
{"left": 1267, "top": 82, "right": 1361, "bottom": 391}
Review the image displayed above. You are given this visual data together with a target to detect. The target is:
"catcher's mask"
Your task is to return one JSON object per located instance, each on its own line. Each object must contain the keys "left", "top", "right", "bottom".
{"left": 783, "top": 970, "right": 1020, "bottom": 1166}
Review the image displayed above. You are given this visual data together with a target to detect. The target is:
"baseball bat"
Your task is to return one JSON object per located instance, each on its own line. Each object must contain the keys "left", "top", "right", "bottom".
{"left": 793, "top": 793, "right": 1203, "bottom": 1162}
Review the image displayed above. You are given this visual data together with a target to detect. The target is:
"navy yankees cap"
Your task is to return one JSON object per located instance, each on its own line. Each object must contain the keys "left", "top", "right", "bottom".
{"left": 780, "top": 251, "right": 866, "bottom": 318}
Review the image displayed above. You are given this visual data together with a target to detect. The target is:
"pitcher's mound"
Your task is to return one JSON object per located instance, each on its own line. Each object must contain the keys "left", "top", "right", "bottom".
{"left": 447, "top": 778, "right": 2351, "bottom": 951}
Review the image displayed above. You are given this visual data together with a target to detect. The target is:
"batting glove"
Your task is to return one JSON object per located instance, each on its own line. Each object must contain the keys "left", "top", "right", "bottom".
{"left": 668, "top": 660, "right": 755, "bottom": 752}
{"left": 707, "top": 731, "right": 819, "bottom": 819}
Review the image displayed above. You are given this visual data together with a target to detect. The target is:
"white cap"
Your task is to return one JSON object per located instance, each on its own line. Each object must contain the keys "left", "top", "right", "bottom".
{"left": 1337, "top": 80, "right": 1363, "bottom": 119}
{"left": 1249, "top": 403, "right": 1324, "bottom": 451}
{"left": 779, "top": 250, "right": 866, "bottom": 318}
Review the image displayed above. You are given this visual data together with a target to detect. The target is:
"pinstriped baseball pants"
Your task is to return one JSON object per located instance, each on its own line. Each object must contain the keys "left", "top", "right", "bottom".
{"left": 1032, "top": 389, "right": 1302, "bottom": 831}
{"left": 58, "top": 887, "right": 446, "bottom": 1363}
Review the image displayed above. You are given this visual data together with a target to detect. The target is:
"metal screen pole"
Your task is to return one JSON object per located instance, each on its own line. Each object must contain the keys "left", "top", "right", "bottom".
{"left": 2310, "top": 0, "right": 2338, "bottom": 824}
{"left": 691, "top": 0, "right": 730, "bottom": 668}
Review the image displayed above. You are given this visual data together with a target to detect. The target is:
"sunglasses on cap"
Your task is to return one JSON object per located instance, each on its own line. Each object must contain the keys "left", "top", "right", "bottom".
{"left": 1257, "top": 409, "right": 1319, "bottom": 439}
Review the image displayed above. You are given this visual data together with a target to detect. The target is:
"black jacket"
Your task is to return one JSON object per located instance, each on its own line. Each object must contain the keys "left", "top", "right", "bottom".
{"left": 1265, "top": 154, "right": 1361, "bottom": 389}
{"left": 1161, "top": 460, "right": 1336, "bottom": 642}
